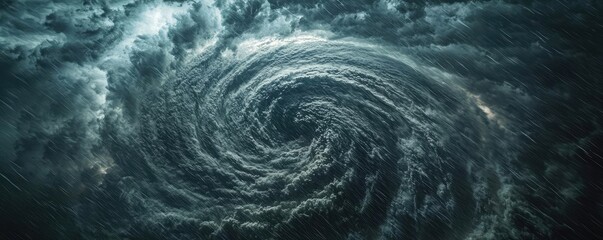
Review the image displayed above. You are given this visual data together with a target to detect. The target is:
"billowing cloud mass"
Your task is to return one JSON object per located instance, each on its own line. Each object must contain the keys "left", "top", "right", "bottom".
{"left": 0, "top": 0, "right": 602, "bottom": 239}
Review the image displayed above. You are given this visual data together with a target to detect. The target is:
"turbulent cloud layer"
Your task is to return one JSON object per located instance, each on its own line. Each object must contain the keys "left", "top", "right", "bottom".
{"left": 1, "top": 0, "right": 602, "bottom": 239}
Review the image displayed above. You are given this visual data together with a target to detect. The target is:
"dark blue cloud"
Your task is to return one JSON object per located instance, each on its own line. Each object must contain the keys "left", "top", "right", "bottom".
{"left": 1, "top": 0, "right": 601, "bottom": 239}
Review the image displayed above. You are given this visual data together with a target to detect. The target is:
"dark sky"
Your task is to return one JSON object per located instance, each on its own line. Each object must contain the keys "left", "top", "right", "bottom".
{"left": 1, "top": 0, "right": 602, "bottom": 239}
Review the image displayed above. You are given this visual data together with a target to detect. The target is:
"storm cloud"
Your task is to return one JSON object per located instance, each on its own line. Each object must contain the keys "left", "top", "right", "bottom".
{"left": 1, "top": 0, "right": 602, "bottom": 239}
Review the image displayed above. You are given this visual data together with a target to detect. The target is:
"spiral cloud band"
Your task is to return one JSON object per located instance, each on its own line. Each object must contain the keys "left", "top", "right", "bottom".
{"left": 1, "top": 0, "right": 602, "bottom": 239}
{"left": 89, "top": 36, "right": 500, "bottom": 238}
